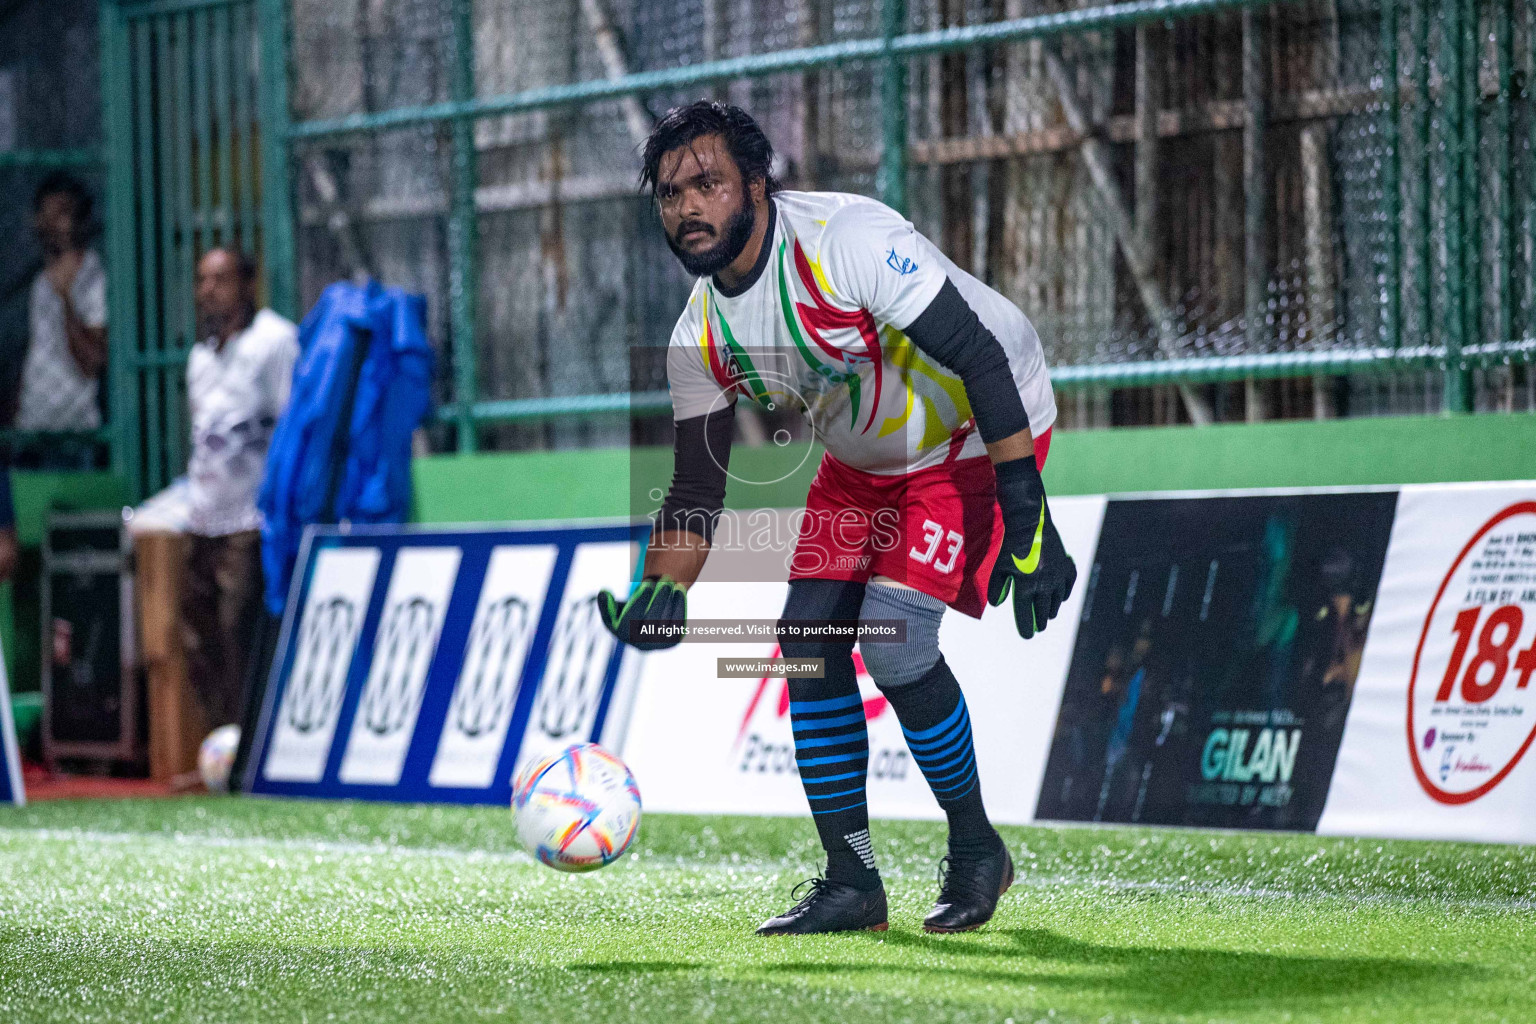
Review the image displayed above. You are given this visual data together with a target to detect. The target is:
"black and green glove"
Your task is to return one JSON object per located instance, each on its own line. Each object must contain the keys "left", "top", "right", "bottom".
{"left": 598, "top": 575, "right": 688, "bottom": 651}
{"left": 987, "top": 456, "right": 1077, "bottom": 639}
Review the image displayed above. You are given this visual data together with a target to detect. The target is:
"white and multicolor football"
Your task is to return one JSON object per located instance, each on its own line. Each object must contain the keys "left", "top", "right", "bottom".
{"left": 511, "top": 743, "right": 642, "bottom": 872}
{"left": 198, "top": 724, "right": 241, "bottom": 794}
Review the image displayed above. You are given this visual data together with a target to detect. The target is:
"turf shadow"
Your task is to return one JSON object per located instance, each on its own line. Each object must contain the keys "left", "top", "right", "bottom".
{"left": 764, "top": 926, "right": 1483, "bottom": 1016}
{"left": 0, "top": 930, "right": 1016, "bottom": 1024}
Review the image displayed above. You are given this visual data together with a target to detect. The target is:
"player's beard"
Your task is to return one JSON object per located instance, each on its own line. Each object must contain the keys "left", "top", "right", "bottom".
{"left": 666, "top": 192, "right": 758, "bottom": 278}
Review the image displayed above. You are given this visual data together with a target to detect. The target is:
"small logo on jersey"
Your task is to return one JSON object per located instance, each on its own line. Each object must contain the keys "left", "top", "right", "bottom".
{"left": 839, "top": 351, "right": 873, "bottom": 374}
{"left": 886, "top": 248, "right": 919, "bottom": 275}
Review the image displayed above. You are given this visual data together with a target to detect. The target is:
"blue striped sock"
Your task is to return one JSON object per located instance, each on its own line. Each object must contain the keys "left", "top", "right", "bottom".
{"left": 788, "top": 673, "right": 879, "bottom": 889}
{"left": 792, "top": 689, "right": 871, "bottom": 816}
{"left": 902, "top": 699, "right": 979, "bottom": 802}
{"left": 883, "top": 656, "right": 999, "bottom": 859}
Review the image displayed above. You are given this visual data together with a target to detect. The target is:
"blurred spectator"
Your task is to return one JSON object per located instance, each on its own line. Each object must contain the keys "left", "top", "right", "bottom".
{"left": 15, "top": 173, "right": 107, "bottom": 446}
{"left": 181, "top": 248, "right": 298, "bottom": 728}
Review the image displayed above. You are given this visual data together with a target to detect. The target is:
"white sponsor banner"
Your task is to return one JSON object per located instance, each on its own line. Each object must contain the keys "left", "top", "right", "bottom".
{"left": 429, "top": 545, "right": 560, "bottom": 789}
{"left": 264, "top": 548, "right": 381, "bottom": 783}
{"left": 629, "top": 579, "right": 910, "bottom": 819}
{"left": 1319, "top": 482, "right": 1536, "bottom": 843}
{"left": 512, "top": 541, "right": 637, "bottom": 772}
{"left": 623, "top": 496, "right": 1106, "bottom": 824}
{"left": 338, "top": 548, "right": 462, "bottom": 785}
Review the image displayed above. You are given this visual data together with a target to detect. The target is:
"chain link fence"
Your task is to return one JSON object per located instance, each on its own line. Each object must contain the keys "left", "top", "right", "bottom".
{"left": 286, "top": 0, "right": 1536, "bottom": 451}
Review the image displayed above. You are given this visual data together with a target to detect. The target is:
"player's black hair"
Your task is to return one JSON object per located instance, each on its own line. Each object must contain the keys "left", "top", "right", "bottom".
{"left": 640, "top": 100, "right": 780, "bottom": 198}
{"left": 33, "top": 171, "right": 94, "bottom": 227}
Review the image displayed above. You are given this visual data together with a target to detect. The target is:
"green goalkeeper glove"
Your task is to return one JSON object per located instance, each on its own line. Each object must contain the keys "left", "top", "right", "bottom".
{"left": 987, "top": 456, "right": 1077, "bottom": 639}
{"left": 598, "top": 575, "right": 687, "bottom": 651}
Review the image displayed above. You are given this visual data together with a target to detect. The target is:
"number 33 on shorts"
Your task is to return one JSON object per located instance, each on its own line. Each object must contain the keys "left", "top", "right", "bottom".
{"left": 910, "top": 519, "right": 964, "bottom": 575}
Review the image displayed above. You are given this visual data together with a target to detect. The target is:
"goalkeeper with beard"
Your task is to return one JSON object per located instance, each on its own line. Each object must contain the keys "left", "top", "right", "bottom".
{"left": 600, "top": 102, "right": 1075, "bottom": 935}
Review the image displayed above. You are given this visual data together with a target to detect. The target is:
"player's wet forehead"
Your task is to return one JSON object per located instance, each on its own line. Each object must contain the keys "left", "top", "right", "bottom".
{"left": 657, "top": 135, "right": 738, "bottom": 188}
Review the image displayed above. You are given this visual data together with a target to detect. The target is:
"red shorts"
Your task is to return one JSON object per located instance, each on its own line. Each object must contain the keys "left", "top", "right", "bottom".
{"left": 789, "top": 429, "right": 1053, "bottom": 618}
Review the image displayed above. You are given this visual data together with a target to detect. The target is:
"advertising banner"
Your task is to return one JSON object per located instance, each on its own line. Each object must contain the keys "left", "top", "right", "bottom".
{"left": 237, "top": 480, "right": 1536, "bottom": 843}
{"left": 625, "top": 483, "right": 1536, "bottom": 843}
{"left": 622, "top": 497, "right": 1106, "bottom": 824}
{"left": 244, "top": 521, "right": 647, "bottom": 804}
{"left": 1319, "top": 483, "right": 1536, "bottom": 843}
{"left": 1032, "top": 492, "right": 1396, "bottom": 831}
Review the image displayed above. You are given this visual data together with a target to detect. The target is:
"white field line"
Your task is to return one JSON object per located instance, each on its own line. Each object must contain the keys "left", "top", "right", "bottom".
{"left": 0, "top": 826, "right": 542, "bottom": 866}
{"left": 2, "top": 826, "right": 1533, "bottom": 912}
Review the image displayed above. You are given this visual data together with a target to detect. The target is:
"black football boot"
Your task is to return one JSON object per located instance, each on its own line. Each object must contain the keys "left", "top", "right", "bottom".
{"left": 756, "top": 877, "right": 889, "bottom": 936}
{"left": 923, "top": 843, "right": 1014, "bottom": 933}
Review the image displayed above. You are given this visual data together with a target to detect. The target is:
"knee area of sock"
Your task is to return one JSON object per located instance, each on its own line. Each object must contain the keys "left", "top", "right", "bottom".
{"left": 777, "top": 618, "right": 855, "bottom": 661}
{"left": 779, "top": 637, "right": 854, "bottom": 661}
{"left": 858, "top": 583, "right": 945, "bottom": 690}
{"left": 861, "top": 639, "right": 941, "bottom": 690}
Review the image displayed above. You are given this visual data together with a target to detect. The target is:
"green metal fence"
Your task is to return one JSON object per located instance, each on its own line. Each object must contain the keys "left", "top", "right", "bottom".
{"left": 100, "top": 0, "right": 267, "bottom": 496}
{"left": 269, "top": 0, "right": 1536, "bottom": 453}
{"left": 74, "top": 0, "right": 1536, "bottom": 485}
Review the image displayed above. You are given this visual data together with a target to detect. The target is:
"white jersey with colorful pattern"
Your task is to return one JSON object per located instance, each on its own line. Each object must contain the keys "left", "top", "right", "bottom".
{"left": 665, "top": 191, "right": 1056, "bottom": 476}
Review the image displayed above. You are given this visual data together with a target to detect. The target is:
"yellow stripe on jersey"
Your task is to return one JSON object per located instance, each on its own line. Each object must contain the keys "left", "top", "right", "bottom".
{"left": 918, "top": 395, "right": 953, "bottom": 451}
{"left": 807, "top": 253, "right": 836, "bottom": 302}
{"left": 883, "top": 329, "right": 973, "bottom": 425}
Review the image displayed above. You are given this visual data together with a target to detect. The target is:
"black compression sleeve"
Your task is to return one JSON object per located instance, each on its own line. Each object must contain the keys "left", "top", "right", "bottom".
{"left": 656, "top": 404, "right": 735, "bottom": 544}
{"left": 901, "top": 278, "right": 1031, "bottom": 444}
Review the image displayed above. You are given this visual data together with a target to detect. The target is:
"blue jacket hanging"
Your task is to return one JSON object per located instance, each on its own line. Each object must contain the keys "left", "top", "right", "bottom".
{"left": 259, "top": 280, "right": 435, "bottom": 614}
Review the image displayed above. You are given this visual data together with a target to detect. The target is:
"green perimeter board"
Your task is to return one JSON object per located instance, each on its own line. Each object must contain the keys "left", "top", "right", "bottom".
{"left": 8, "top": 472, "right": 130, "bottom": 548}
{"left": 1, "top": 472, "right": 129, "bottom": 695}
{"left": 411, "top": 413, "right": 1536, "bottom": 525}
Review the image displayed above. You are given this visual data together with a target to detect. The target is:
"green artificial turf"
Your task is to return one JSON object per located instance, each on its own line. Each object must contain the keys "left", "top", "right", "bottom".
{"left": 1, "top": 798, "right": 1532, "bottom": 1023}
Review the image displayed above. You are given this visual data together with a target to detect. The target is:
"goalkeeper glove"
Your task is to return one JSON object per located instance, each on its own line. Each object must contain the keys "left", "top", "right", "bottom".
{"left": 598, "top": 575, "right": 687, "bottom": 651}
{"left": 987, "top": 456, "right": 1077, "bottom": 639}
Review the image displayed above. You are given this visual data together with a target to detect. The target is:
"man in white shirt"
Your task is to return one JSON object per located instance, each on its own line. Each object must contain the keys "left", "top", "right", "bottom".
{"left": 15, "top": 174, "right": 108, "bottom": 459}
{"left": 181, "top": 248, "right": 298, "bottom": 728}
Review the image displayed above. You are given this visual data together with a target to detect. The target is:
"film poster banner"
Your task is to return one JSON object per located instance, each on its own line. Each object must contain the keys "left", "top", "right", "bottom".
{"left": 1319, "top": 483, "right": 1536, "bottom": 843}
{"left": 1034, "top": 491, "right": 1397, "bottom": 831}
{"left": 622, "top": 498, "right": 1106, "bottom": 825}
{"left": 244, "top": 521, "right": 647, "bottom": 805}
